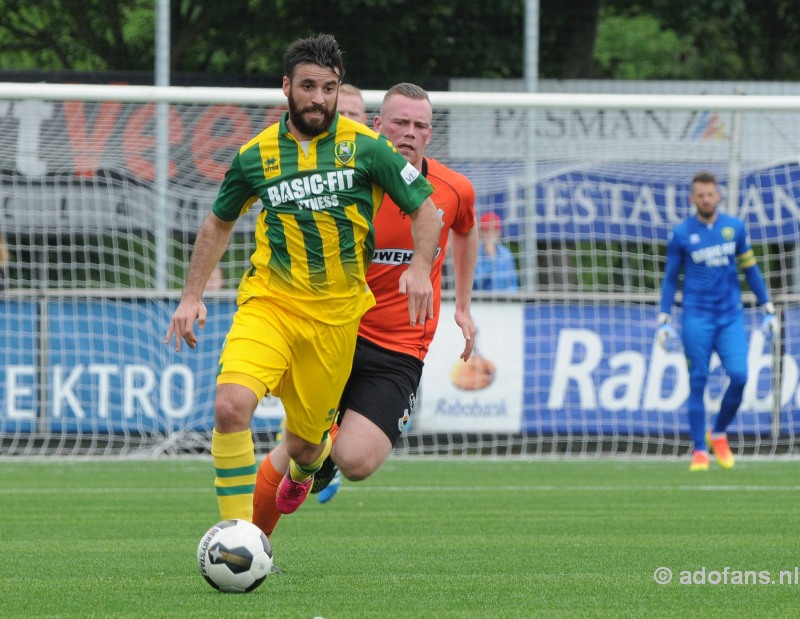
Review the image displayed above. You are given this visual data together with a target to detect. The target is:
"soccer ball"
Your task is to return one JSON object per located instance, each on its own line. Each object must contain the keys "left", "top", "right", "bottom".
{"left": 197, "top": 519, "right": 273, "bottom": 593}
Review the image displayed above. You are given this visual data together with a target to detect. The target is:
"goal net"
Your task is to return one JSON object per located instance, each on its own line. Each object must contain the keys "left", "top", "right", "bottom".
{"left": 1, "top": 83, "right": 798, "bottom": 458}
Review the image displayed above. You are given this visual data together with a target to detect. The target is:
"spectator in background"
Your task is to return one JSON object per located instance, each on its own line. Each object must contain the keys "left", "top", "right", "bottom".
{"left": 0, "top": 232, "right": 8, "bottom": 290}
{"left": 337, "top": 83, "right": 367, "bottom": 123}
{"left": 473, "top": 212, "right": 519, "bottom": 292}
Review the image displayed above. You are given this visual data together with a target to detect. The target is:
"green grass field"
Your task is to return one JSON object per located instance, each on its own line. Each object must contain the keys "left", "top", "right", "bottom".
{"left": 1, "top": 458, "right": 798, "bottom": 618}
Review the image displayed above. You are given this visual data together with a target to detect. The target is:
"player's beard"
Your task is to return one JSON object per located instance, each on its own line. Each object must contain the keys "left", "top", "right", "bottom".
{"left": 696, "top": 204, "right": 717, "bottom": 222}
{"left": 287, "top": 92, "right": 335, "bottom": 138}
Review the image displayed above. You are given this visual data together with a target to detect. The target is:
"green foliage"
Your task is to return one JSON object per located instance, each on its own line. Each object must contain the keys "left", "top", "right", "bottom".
{"left": 1, "top": 459, "right": 798, "bottom": 617}
{"left": 595, "top": 13, "right": 694, "bottom": 79}
{"left": 0, "top": 0, "right": 155, "bottom": 70}
{"left": 0, "top": 0, "right": 525, "bottom": 83}
{"left": 4, "top": 0, "right": 800, "bottom": 81}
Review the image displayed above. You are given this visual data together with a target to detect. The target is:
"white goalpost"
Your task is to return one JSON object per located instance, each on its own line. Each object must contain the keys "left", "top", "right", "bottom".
{"left": 0, "top": 82, "right": 798, "bottom": 458}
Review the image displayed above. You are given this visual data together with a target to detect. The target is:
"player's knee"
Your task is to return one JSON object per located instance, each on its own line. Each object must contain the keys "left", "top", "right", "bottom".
{"left": 339, "top": 464, "right": 373, "bottom": 482}
{"left": 727, "top": 370, "right": 747, "bottom": 390}
{"left": 689, "top": 375, "right": 708, "bottom": 392}
{"left": 285, "top": 440, "right": 324, "bottom": 468}
{"left": 214, "top": 399, "right": 249, "bottom": 432}
{"left": 213, "top": 384, "right": 258, "bottom": 432}
{"left": 335, "top": 452, "right": 379, "bottom": 482}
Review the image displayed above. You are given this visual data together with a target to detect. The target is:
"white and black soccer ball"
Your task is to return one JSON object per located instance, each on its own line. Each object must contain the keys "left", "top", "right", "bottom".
{"left": 197, "top": 519, "right": 273, "bottom": 593}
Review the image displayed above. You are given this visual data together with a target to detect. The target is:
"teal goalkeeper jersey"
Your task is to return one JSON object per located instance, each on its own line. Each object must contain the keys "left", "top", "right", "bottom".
{"left": 213, "top": 113, "right": 434, "bottom": 325}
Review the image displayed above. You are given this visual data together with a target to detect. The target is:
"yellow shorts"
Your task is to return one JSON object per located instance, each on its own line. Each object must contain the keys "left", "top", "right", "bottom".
{"left": 217, "top": 297, "right": 358, "bottom": 444}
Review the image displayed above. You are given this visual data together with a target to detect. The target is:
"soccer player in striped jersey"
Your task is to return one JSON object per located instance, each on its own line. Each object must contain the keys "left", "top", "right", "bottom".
{"left": 657, "top": 171, "right": 776, "bottom": 472}
{"left": 253, "top": 82, "right": 478, "bottom": 536}
{"left": 165, "top": 35, "right": 442, "bottom": 523}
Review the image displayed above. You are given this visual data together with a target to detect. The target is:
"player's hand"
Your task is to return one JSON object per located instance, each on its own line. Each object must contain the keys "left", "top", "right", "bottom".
{"left": 164, "top": 296, "right": 207, "bottom": 352}
{"left": 656, "top": 313, "right": 679, "bottom": 351}
{"left": 454, "top": 307, "right": 477, "bottom": 361}
{"left": 760, "top": 301, "right": 777, "bottom": 340}
{"left": 398, "top": 264, "right": 434, "bottom": 327}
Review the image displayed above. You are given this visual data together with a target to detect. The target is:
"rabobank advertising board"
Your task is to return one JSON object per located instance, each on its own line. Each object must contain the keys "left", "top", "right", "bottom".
{"left": 417, "top": 301, "right": 799, "bottom": 437}
{"left": 1, "top": 299, "right": 798, "bottom": 437}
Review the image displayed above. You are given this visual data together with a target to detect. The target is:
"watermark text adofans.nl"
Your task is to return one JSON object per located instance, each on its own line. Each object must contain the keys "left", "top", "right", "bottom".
{"left": 653, "top": 566, "right": 800, "bottom": 586}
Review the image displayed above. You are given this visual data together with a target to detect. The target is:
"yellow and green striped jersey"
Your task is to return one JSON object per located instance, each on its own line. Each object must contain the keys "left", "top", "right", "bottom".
{"left": 213, "top": 113, "right": 433, "bottom": 325}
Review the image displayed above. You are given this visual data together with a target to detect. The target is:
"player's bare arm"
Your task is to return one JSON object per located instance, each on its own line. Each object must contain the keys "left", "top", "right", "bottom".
{"left": 400, "top": 197, "right": 440, "bottom": 326}
{"left": 165, "top": 213, "right": 236, "bottom": 352}
{"left": 450, "top": 225, "right": 479, "bottom": 360}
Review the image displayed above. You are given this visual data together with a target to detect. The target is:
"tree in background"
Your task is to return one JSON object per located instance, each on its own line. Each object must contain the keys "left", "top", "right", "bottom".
{"left": 540, "top": 0, "right": 601, "bottom": 78}
{"left": 0, "top": 0, "right": 524, "bottom": 85}
{"left": 599, "top": 0, "right": 800, "bottom": 80}
{"left": 2, "top": 0, "right": 800, "bottom": 83}
{"left": 0, "top": 0, "right": 154, "bottom": 70}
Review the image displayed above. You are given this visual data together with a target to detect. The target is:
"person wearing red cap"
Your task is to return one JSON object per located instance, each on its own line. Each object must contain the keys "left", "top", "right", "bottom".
{"left": 473, "top": 211, "right": 519, "bottom": 291}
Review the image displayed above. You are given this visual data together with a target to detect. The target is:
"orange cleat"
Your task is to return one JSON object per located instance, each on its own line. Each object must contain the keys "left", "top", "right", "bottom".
{"left": 707, "top": 432, "right": 735, "bottom": 469}
{"left": 689, "top": 450, "right": 710, "bottom": 472}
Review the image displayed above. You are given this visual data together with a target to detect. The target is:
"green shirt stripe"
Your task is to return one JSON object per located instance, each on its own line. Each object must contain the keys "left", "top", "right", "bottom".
{"left": 211, "top": 113, "right": 433, "bottom": 325}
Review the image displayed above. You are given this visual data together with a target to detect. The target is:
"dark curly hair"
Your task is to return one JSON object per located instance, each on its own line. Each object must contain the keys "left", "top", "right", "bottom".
{"left": 283, "top": 33, "right": 345, "bottom": 81}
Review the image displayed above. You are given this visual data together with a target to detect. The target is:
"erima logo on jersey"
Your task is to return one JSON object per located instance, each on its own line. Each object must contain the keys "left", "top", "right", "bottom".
{"left": 267, "top": 169, "right": 355, "bottom": 209}
{"left": 401, "top": 162, "right": 419, "bottom": 185}
{"left": 690, "top": 241, "right": 736, "bottom": 267}
{"left": 372, "top": 247, "right": 442, "bottom": 265}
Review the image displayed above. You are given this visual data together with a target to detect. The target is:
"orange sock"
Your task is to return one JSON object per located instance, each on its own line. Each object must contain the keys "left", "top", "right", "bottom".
{"left": 253, "top": 452, "right": 285, "bottom": 538}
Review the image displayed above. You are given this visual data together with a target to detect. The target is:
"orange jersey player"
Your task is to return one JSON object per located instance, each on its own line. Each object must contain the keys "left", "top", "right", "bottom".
{"left": 361, "top": 156, "right": 476, "bottom": 360}
{"left": 253, "top": 82, "right": 477, "bottom": 538}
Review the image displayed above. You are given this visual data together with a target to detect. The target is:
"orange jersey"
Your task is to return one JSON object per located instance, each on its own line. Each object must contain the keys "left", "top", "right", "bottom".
{"left": 358, "top": 157, "right": 476, "bottom": 360}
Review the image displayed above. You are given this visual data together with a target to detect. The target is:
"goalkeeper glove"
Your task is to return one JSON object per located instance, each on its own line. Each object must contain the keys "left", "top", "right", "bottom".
{"left": 760, "top": 302, "right": 777, "bottom": 339}
{"left": 656, "top": 313, "right": 679, "bottom": 351}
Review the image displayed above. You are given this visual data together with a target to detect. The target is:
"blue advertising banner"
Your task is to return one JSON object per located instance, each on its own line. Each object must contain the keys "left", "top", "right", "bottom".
{"left": 526, "top": 303, "right": 800, "bottom": 436}
{"left": 455, "top": 161, "right": 800, "bottom": 243}
{"left": 2, "top": 299, "right": 797, "bottom": 437}
{"left": 0, "top": 300, "right": 39, "bottom": 433}
{"left": 0, "top": 299, "right": 282, "bottom": 434}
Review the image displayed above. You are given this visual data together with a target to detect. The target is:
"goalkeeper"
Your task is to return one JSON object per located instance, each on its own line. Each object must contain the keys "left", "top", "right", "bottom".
{"left": 657, "top": 171, "right": 776, "bottom": 472}
{"left": 253, "top": 83, "right": 479, "bottom": 537}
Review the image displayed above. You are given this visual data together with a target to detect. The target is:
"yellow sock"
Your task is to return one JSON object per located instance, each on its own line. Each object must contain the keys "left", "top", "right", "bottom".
{"left": 289, "top": 434, "right": 332, "bottom": 482}
{"left": 211, "top": 428, "right": 257, "bottom": 521}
